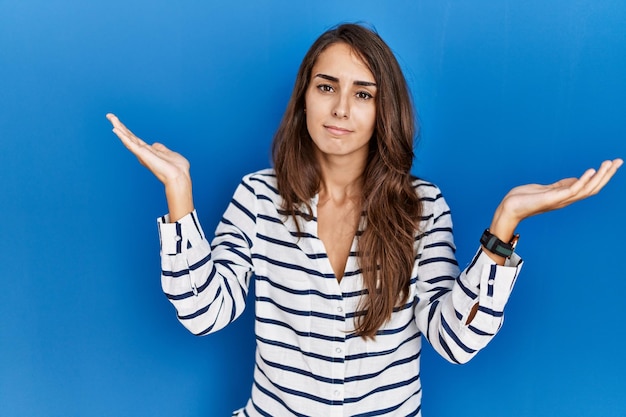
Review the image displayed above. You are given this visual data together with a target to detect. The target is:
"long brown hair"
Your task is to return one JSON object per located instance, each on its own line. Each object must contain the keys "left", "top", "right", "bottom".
{"left": 272, "top": 23, "right": 421, "bottom": 339}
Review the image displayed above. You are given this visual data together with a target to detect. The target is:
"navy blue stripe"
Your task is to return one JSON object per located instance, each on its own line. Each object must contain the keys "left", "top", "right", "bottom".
{"left": 423, "top": 275, "right": 455, "bottom": 284}
{"left": 214, "top": 230, "right": 250, "bottom": 247}
{"left": 418, "top": 196, "right": 438, "bottom": 203}
{"left": 345, "top": 373, "right": 420, "bottom": 404}
{"left": 257, "top": 296, "right": 344, "bottom": 321}
{"left": 257, "top": 233, "right": 328, "bottom": 259}
{"left": 456, "top": 276, "right": 478, "bottom": 299}
{"left": 344, "top": 352, "right": 420, "bottom": 383}
{"left": 419, "top": 256, "right": 458, "bottom": 267}
{"left": 191, "top": 297, "right": 225, "bottom": 336}
{"left": 162, "top": 268, "right": 190, "bottom": 278}
{"left": 257, "top": 213, "right": 283, "bottom": 225}
{"left": 256, "top": 316, "right": 345, "bottom": 343}
{"left": 163, "top": 264, "right": 218, "bottom": 300}
{"left": 249, "top": 397, "right": 273, "bottom": 417}
{"left": 426, "top": 299, "right": 439, "bottom": 339}
{"left": 189, "top": 251, "right": 213, "bottom": 271}
{"left": 257, "top": 194, "right": 276, "bottom": 205}
{"left": 231, "top": 197, "right": 256, "bottom": 223}
{"left": 487, "top": 264, "right": 496, "bottom": 296}
{"left": 340, "top": 288, "right": 368, "bottom": 298}
{"left": 255, "top": 275, "right": 342, "bottom": 300}
{"left": 258, "top": 354, "right": 342, "bottom": 384}
{"left": 221, "top": 274, "right": 238, "bottom": 323}
{"left": 427, "top": 287, "right": 451, "bottom": 303}
{"left": 249, "top": 174, "right": 279, "bottom": 195}
{"left": 276, "top": 208, "right": 316, "bottom": 221}
{"left": 251, "top": 381, "right": 303, "bottom": 417}
{"left": 466, "top": 250, "right": 482, "bottom": 273}
{"left": 478, "top": 306, "right": 504, "bottom": 317}
{"left": 418, "top": 226, "right": 453, "bottom": 241}
{"left": 468, "top": 324, "right": 495, "bottom": 336}
{"left": 438, "top": 332, "right": 460, "bottom": 364}
{"left": 240, "top": 178, "right": 255, "bottom": 195}
{"left": 256, "top": 363, "right": 344, "bottom": 406}
{"left": 433, "top": 209, "right": 451, "bottom": 224}
{"left": 178, "top": 286, "right": 222, "bottom": 320}
{"left": 252, "top": 254, "right": 334, "bottom": 278}
{"left": 190, "top": 211, "right": 203, "bottom": 238}
{"left": 373, "top": 309, "right": 415, "bottom": 335}
{"left": 424, "top": 241, "right": 455, "bottom": 250}
{"left": 256, "top": 335, "right": 344, "bottom": 363}
{"left": 455, "top": 309, "right": 463, "bottom": 321}
{"left": 441, "top": 315, "right": 476, "bottom": 354}
{"left": 413, "top": 180, "right": 437, "bottom": 189}
{"left": 346, "top": 331, "right": 419, "bottom": 360}
{"left": 222, "top": 245, "right": 252, "bottom": 265}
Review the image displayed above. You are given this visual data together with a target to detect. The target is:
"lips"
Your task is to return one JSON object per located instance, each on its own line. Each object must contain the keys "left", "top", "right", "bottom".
{"left": 324, "top": 125, "right": 353, "bottom": 136}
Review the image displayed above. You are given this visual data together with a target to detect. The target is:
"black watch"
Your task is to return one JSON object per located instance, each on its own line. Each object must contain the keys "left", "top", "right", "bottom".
{"left": 480, "top": 229, "right": 519, "bottom": 258}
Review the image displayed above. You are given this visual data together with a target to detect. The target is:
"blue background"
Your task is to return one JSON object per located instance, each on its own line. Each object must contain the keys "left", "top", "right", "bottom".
{"left": 1, "top": 1, "right": 624, "bottom": 416}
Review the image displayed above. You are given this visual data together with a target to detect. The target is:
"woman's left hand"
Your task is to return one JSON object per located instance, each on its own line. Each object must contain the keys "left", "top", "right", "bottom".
{"left": 485, "top": 158, "right": 622, "bottom": 263}
{"left": 499, "top": 158, "right": 622, "bottom": 224}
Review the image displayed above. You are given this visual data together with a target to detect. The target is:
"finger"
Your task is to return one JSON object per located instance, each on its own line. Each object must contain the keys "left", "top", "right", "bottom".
{"left": 107, "top": 114, "right": 144, "bottom": 144}
{"left": 108, "top": 116, "right": 151, "bottom": 153}
{"left": 558, "top": 160, "right": 620, "bottom": 205}
{"left": 586, "top": 158, "right": 623, "bottom": 196}
{"left": 112, "top": 127, "right": 147, "bottom": 153}
{"left": 575, "top": 160, "right": 616, "bottom": 196}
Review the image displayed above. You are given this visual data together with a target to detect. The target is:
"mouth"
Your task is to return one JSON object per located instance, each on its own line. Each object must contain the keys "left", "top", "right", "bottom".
{"left": 324, "top": 125, "right": 353, "bottom": 136}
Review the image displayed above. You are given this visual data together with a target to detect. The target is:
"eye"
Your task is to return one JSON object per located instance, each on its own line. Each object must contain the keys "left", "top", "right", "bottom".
{"left": 317, "top": 84, "right": 334, "bottom": 93}
{"left": 356, "top": 91, "right": 373, "bottom": 100}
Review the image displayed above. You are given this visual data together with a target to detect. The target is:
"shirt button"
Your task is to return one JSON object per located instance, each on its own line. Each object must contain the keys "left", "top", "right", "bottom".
{"left": 334, "top": 390, "right": 341, "bottom": 397}
{"left": 337, "top": 306, "right": 343, "bottom": 313}
{"left": 335, "top": 347, "right": 342, "bottom": 354}
{"left": 175, "top": 235, "right": 182, "bottom": 241}
{"left": 488, "top": 279, "right": 495, "bottom": 285}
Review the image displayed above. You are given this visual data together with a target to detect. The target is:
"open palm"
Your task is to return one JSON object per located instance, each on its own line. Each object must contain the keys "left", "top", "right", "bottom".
{"left": 107, "top": 113, "right": 190, "bottom": 187}
{"left": 500, "top": 159, "right": 622, "bottom": 224}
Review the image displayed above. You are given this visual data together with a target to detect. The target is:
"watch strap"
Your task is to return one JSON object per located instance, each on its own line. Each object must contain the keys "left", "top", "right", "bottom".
{"left": 480, "top": 229, "right": 519, "bottom": 258}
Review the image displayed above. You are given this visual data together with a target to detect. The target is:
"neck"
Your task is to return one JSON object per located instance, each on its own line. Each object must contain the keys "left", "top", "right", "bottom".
{"left": 315, "top": 150, "right": 366, "bottom": 204}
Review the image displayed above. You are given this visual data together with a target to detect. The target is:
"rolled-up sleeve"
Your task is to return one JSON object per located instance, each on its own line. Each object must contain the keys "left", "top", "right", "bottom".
{"left": 414, "top": 185, "right": 523, "bottom": 364}
{"left": 157, "top": 176, "right": 257, "bottom": 336}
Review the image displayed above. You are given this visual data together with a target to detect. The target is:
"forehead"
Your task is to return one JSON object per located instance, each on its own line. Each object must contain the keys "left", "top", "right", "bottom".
{"left": 311, "top": 43, "right": 375, "bottom": 82}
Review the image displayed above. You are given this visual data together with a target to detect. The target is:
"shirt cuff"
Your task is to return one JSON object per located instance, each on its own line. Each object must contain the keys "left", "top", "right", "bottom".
{"left": 157, "top": 210, "right": 206, "bottom": 255}
{"left": 474, "top": 249, "right": 523, "bottom": 311}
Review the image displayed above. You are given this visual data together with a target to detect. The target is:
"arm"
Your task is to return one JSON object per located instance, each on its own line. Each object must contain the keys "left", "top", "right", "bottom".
{"left": 485, "top": 158, "right": 622, "bottom": 264}
{"left": 465, "top": 158, "right": 623, "bottom": 323}
{"left": 414, "top": 189, "right": 521, "bottom": 365}
{"left": 158, "top": 179, "right": 256, "bottom": 335}
{"left": 415, "top": 160, "right": 622, "bottom": 363}
{"left": 107, "top": 114, "right": 255, "bottom": 334}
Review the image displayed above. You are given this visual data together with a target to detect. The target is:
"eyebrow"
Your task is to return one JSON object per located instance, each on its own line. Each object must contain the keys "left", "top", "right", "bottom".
{"left": 314, "top": 73, "right": 377, "bottom": 87}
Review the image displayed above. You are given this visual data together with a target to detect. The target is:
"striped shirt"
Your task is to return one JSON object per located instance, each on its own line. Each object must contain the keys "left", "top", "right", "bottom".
{"left": 157, "top": 169, "right": 523, "bottom": 416}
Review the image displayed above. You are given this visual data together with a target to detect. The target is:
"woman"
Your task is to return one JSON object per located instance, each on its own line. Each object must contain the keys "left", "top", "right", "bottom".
{"left": 107, "top": 24, "right": 621, "bottom": 416}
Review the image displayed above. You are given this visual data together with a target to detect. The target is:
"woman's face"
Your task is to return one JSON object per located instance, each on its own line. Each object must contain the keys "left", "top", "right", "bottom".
{"left": 304, "top": 42, "right": 377, "bottom": 165}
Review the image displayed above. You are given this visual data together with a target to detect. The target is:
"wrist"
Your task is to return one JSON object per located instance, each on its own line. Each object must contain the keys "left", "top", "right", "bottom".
{"left": 164, "top": 176, "right": 194, "bottom": 222}
{"left": 489, "top": 204, "right": 520, "bottom": 243}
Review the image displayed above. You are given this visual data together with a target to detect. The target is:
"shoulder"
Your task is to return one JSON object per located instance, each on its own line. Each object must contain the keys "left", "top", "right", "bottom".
{"left": 411, "top": 177, "right": 450, "bottom": 219}
{"left": 411, "top": 176, "right": 444, "bottom": 201}
{"left": 239, "top": 168, "right": 280, "bottom": 200}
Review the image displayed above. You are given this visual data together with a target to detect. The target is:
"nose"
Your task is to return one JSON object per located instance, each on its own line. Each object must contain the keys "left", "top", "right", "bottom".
{"left": 332, "top": 94, "right": 349, "bottom": 119}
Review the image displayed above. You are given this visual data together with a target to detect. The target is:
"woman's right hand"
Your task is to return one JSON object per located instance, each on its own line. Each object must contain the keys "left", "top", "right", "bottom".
{"left": 107, "top": 113, "right": 194, "bottom": 221}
